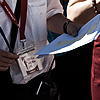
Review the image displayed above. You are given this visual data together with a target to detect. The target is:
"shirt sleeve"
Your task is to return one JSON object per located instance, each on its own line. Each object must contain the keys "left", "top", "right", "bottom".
{"left": 47, "top": 0, "right": 63, "bottom": 19}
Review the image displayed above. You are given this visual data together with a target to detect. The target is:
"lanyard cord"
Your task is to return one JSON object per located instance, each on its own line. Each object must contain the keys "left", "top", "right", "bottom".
{"left": 20, "top": 0, "right": 27, "bottom": 40}
{"left": 0, "top": 0, "right": 20, "bottom": 28}
{"left": 0, "top": 0, "right": 27, "bottom": 40}
{"left": 10, "top": 0, "right": 21, "bottom": 51}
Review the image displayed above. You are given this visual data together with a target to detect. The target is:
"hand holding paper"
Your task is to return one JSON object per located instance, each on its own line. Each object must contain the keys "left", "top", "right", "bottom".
{"left": 35, "top": 14, "right": 100, "bottom": 57}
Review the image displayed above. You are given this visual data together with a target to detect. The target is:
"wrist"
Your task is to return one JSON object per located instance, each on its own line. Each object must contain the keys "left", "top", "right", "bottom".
{"left": 63, "top": 19, "right": 72, "bottom": 34}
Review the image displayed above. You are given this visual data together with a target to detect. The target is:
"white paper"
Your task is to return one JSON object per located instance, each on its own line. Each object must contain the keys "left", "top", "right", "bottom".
{"left": 35, "top": 14, "right": 100, "bottom": 57}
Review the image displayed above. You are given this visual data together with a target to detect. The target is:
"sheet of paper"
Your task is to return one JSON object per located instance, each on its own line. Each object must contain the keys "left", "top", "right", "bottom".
{"left": 35, "top": 14, "right": 100, "bottom": 57}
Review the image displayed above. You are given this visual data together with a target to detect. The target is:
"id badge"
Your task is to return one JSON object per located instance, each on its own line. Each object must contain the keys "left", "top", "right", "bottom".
{"left": 17, "top": 45, "right": 43, "bottom": 77}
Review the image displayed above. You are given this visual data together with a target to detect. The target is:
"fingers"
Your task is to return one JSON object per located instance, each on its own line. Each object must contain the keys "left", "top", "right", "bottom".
{"left": 72, "top": 24, "right": 82, "bottom": 37}
{"left": 67, "top": 22, "right": 82, "bottom": 37}
{"left": 71, "top": 30, "right": 78, "bottom": 37}
{"left": 0, "top": 49, "right": 19, "bottom": 71}
{"left": 0, "top": 67, "right": 9, "bottom": 71}
{"left": 0, "top": 49, "right": 19, "bottom": 59}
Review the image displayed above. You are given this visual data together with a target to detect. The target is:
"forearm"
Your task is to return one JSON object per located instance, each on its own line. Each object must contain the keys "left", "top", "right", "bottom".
{"left": 67, "top": 0, "right": 97, "bottom": 24}
{"left": 47, "top": 13, "right": 69, "bottom": 34}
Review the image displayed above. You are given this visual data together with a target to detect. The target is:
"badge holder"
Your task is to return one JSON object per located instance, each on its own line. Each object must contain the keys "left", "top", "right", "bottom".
{"left": 0, "top": 27, "right": 43, "bottom": 77}
{"left": 17, "top": 43, "right": 43, "bottom": 77}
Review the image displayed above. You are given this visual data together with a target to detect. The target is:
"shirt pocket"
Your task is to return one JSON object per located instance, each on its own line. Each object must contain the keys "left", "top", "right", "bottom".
{"left": 28, "top": 0, "right": 47, "bottom": 41}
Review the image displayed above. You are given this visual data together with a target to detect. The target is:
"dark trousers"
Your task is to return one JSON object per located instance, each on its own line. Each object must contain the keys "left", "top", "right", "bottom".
{"left": 0, "top": 69, "right": 56, "bottom": 100}
{"left": 0, "top": 42, "right": 93, "bottom": 100}
{"left": 54, "top": 42, "right": 93, "bottom": 100}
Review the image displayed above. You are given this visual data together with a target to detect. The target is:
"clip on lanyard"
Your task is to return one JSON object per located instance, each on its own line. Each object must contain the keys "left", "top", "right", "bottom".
{"left": 0, "top": 0, "right": 27, "bottom": 48}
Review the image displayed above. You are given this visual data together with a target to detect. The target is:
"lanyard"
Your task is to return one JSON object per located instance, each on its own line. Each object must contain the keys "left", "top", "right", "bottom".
{"left": 0, "top": 0, "right": 27, "bottom": 40}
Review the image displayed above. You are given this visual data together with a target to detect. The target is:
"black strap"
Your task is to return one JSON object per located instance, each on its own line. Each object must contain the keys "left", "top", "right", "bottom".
{"left": 10, "top": 0, "right": 21, "bottom": 51}
{"left": 43, "top": 58, "right": 55, "bottom": 82}
{"left": 0, "top": 1, "right": 20, "bottom": 84}
{"left": 0, "top": 27, "right": 13, "bottom": 53}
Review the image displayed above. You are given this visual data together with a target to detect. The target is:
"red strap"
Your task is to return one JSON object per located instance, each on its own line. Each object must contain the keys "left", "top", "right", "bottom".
{"left": 0, "top": 0, "right": 20, "bottom": 28}
{"left": 0, "top": 0, "right": 27, "bottom": 40}
{"left": 20, "top": 0, "right": 27, "bottom": 40}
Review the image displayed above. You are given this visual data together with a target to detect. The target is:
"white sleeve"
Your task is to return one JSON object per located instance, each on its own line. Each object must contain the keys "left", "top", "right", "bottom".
{"left": 47, "top": 0, "right": 63, "bottom": 19}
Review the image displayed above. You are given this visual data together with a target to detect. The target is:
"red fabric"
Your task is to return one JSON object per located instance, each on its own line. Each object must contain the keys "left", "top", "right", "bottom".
{"left": 91, "top": 35, "right": 100, "bottom": 100}
{"left": 0, "top": 0, "right": 27, "bottom": 40}
{"left": 0, "top": 0, "right": 19, "bottom": 28}
{"left": 20, "top": 0, "right": 27, "bottom": 40}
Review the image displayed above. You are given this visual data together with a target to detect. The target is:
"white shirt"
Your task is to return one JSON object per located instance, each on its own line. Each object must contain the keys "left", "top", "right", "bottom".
{"left": 0, "top": 0, "right": 63, "bottom": 84}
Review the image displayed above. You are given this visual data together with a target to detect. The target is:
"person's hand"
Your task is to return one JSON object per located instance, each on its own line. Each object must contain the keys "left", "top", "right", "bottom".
{"left": 67, "top": 21, "right": 82, "bottom": 37}
{"left": 0, "top": 49, "right": 19, "bottom": 71}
